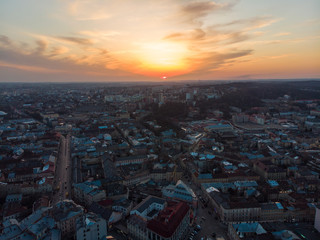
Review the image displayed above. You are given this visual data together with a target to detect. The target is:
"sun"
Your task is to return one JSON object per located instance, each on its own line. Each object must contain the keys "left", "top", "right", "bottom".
{"left": 133, "top": 41, "right": 189, "bottom": 77}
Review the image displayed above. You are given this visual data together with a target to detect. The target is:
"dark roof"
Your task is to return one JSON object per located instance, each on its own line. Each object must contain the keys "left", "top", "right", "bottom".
{"left": 88, "top": 202, "right": 113, "bottom": 220}
{"left": 117, "top": 155, "right": 148, "bottom": 161}
{"left": 133, "top": 195, "right": 165, "bottom": 213}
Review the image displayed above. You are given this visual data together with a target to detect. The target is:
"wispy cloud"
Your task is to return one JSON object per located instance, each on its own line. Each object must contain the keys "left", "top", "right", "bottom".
{"left": 0, "top": 60, "right": 66, "bottom": 73}
{"left": 34, "top": 39, "right": 48, "bottom": 55}
{"left": 269, "top": 54, "right": 293, "bottom": 59}
{"left": 181, "top": 1, "right": 234, "bottom": 17}
{"left": 170, "top": 0, "right": 236, "bottom": 26}
{"left": 274, "top": 32, "right": 291, "bottom": 37}
{"left": 54, "top": 36, "right": 94, "bottom": 45}
{"left": 68, "top": 0, "right": 112, "bottom": 21}
{"left": 0, "top": 35, "right": 13, "bottom": 46}
{"left": 186, "top": 49, "right": 253, "bottom": 73}
{"left": 211, "top": 16, "right": 280, "bottom": 32}
{"left": 164, "top": 28, "right": 252, "bottom": 46}
{"left": 48, "top": 46, "right": 69, "bottom": 57}
{"left": 0, "top": 35, "right": 129, "bottom": 80}
{"left": 164, "top": 28, "right": 206, "bottom": 41}
{"left": 79, "top": 30, "right": 120, "bottom": 38}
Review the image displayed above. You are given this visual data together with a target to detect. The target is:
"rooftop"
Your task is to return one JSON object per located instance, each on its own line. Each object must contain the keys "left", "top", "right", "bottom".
{"left": 147, "top": 201, "right": 190, "bottom": 238}
{"left": 131, "top": 195, "right": 165, "bottom": 214}
{"left": 52, "top": 200, "right": 83, "bottom": 222}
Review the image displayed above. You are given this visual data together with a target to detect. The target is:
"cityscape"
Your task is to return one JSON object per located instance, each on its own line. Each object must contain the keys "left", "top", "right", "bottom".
{"left": 1, "top": 0, "right": 320, "bottom": 240}
{"left": 0, "top": 81, "right": 320, "bottom": 240}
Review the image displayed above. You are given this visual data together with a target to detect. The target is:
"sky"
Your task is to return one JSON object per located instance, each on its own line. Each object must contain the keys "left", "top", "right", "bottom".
{"left": 0, "top": 0, "right": 320, "bottom": 82}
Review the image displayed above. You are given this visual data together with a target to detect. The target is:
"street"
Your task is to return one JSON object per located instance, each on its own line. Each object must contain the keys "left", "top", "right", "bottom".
{"left": 183, "top": 176, "right": 228, "bottom": 240}
{"left": 52, "top": 134, "right": 72, "bottom": 205}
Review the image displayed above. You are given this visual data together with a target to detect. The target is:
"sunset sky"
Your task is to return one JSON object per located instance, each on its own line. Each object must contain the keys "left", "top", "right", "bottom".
{"left": 1, "top": 0, "right": 320, "bottom": 82}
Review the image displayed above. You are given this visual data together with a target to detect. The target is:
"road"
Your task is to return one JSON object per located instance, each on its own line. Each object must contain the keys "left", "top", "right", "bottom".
{"left": 52, "top": 134, "right": 72, "bottom": 205}
{"left": 192, "top": 198, "right": 228, "bottom": 240}
{"left": 183, "top": 176, "right": 228, "bottom": 240}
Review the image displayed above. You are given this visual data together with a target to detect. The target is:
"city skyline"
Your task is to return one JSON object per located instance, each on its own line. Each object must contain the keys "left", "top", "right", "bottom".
{"left": 1, "top": 0, "right": 320, "bottom": 82}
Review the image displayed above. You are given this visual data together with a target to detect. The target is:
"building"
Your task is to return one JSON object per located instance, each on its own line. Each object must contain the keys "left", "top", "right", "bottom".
{"left": 112, "top": 198, "right": 133, "bottom": 216}
{"left": 5, "top": 194, "right": 23, "bottom": 203}
{"left": 73, "top": 181, "right": 106, "bottom": 205}
{"left": 130, "top": 195, "right": 166, "bottom": 220}
{"left": 162, "top": 180, "right": 197, "bottom": 207}
{"left": 228, "top": 222, "right": 268, "bottom": 240}
{"left": 208, "top": 191, "right": 261, "bottom": 224}
{"left": 253, "top": 160, "right": 287, "bottom": 180}
{"left": 249, "top": 114, "right": 265, "bottom": 125}
{"left": 115, "top": 155, "right": 149, "bottom": 167}
{"left": 232, "top": 114, "right": 249, "bottom": 123}
{"left": 150, "top": 163, "right": 182, "bottom": 183}
{"left": 314, "top": 205, "right": 320, "bottom": 232}
{"left": 51, "top": 200, "right": 84, "bottom": 239}
{"left": 0, "top": 207, "right": 61, "bottom": 240}
{"left": 147, "top": 201, "right": 190, "bottom": 240}
{"left": 123, "top": 170, "right": 151, "bottom": 187}
{"left": 204, "top": 123, "right": 233, "bottom": 133}
{"left": 127, "top": 214, "right": 148, "bottom": 240}
{"left": 128, "top": 198, "right": 190, "bottom": 240}
{"left": 76, "top": 212, "right": 107, "bottom": 240}
{"left": 260, "top": 202, "right": 285, "bottom": 222}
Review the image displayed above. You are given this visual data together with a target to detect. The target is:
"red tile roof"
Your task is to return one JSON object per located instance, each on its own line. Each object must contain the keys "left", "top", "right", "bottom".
{"left": 147, "top": 201, "right": 189, "bottom": 238}
{"left": 98, "top": 199, "right": 113, "bottom": 207}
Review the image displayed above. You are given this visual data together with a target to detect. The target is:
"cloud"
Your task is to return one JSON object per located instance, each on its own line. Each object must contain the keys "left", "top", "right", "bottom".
{"left": 0, "top": 35, "right": 122, "bottom": 73}
{"left": 163, "top": 15, "right": 277, "bottom": 50}
{"left": 0, "top": 44, "right": 140, "bottom": 82}
{"left": 163, "top": 27, "right": 252, "bottom": 50}
{"left": 0, "top": 36, "right": 123, "bottom": 78}
{"left": 54, "top": 36, "right": 94, "bottom": 45}
{"left": 68, "top": 0, "right": 112, "bottom": 21}
{"left": 212, "top": 16, "right": 279, "bottom": 31}
{"left": 75, "top": 14, "right": 111, "bottom": 21}
{"left": 269, "top": 54, "right": 293, "bottom": 59}
{"left": 34, "top": 39, "right": 48, "bottom": 55}
{"left": 0, "top": 60, "right": 65, "bottom": 73}
{"left": 245, "top": 35, "right": 320, "bottom": 46}
{"left": 274, "top": 32, "right": 291, "bottom": 37}
{"left": 174, "top": 0, "right": 236, "bottom": 25}
{"left": 182, "top": 1, "right": 231, "bottom": 15}
{"left": 164, "top": 28, "right": 206, "bottom": 41}
{"left": 0, "top": 35, "right": 12, "bottom": 46}
{"left": 79, "top": 30, "right": 120, "bottom": 38}
{"left": 48, "top": 46, "right": 69, "bottom": 57}
{"left": 186, "top": 49, "right": 253, "bottom": 73}
{"left": 226, "top": 32, "right": 250, "bottom": 44}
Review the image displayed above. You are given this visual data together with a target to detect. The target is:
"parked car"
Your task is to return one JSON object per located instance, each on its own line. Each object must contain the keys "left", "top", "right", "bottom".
{"left": 195, "top": 225, "right": 201, "bottom": 230}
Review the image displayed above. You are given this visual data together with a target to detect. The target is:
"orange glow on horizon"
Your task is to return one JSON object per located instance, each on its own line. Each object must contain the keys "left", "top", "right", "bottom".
{"left": 0, "top": 0, "right": 319, "bottom": 82}
{"left": 125, "top": 41, "right": 192, "bottom": 78}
